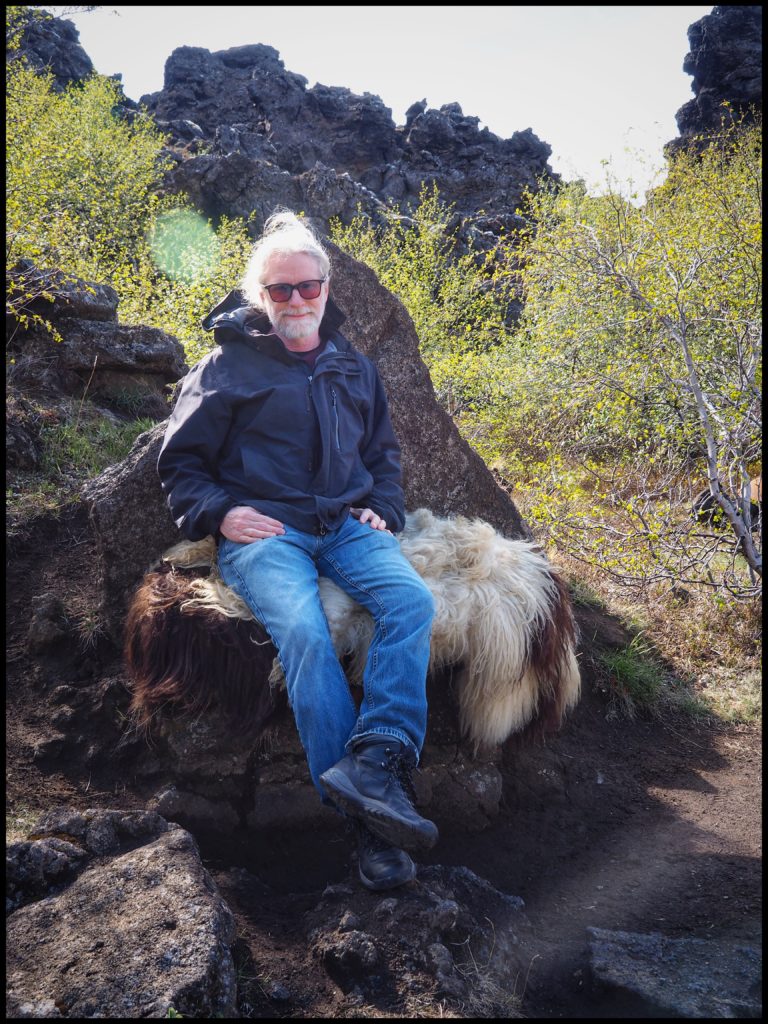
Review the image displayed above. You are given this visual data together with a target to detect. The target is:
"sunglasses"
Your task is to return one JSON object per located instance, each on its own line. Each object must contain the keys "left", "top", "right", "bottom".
{"left": 263, "top": 279, "right": 326, "bottom": 302}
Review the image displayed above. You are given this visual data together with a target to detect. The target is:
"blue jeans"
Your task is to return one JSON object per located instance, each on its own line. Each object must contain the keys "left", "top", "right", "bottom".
{"left": 217, "top": 515, "right": 435, "bottom": 797}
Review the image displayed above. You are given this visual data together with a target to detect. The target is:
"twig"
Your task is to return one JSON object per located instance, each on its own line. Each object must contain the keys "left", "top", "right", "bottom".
{"left": 75, "top": 354, "right": 99, "bottom": 431}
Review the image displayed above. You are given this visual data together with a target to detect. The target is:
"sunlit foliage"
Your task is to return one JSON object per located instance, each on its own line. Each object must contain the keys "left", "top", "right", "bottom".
{"left": 508, "top": 115, "right": 761, "bottom": 595}
{"left": 332, "top": 120, "right": 762, "bottom": 597}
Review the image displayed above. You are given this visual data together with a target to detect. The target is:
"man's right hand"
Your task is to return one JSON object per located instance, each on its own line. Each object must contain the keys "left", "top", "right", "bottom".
{"left": 219, "top": 506, "right": 285, "bottom": 543}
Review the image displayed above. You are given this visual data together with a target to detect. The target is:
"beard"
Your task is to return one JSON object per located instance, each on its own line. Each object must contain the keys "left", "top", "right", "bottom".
{"left": 273, "top": 307, "right": 321, "bottom": 340}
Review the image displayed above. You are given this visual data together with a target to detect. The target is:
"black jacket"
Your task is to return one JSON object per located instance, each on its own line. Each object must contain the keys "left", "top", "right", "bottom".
{"left": 157, "top": 290, "right": 405, "bottom": 540}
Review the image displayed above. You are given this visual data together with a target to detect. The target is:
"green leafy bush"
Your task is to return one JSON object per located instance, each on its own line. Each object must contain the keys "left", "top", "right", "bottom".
{"left": 332, "top": 124, "right": 761, "bottom": 597}
{"left": 6, "top": 36, "right": 254, "bottom": 367}
{"left": 330, "top": 186, "right": 516, "bottom": 415}
{"left": 6, "top": 61, "right": 171, "bottom": 285}
{"left": 507, "top": 116, "right": 761, "bottom": 594}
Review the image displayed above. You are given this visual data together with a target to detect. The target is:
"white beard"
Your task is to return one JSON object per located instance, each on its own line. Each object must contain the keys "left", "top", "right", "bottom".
{"left": 273, "top": 309, "right": 320, "bottom": 340}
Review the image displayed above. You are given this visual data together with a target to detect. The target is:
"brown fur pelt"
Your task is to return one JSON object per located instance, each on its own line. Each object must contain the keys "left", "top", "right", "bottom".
{"left": 125, "top": 509, "right": 581, "bottom": 748}
{"left": 124, "top": 564, "right": 284, "bottom": 734}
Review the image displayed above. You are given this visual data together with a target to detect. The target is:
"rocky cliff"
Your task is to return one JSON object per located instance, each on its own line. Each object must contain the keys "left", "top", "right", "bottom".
{"left": 138, "top": 42, "right": 553, "bottom": 230}
{"left": 16, "top": 10, "right": 554, "bottom": 239}
{"left": 11, "top": 7, "right": 94, "bottom": 89}
{"left": 668, "top": 5, "right": 762, "bottom": 153}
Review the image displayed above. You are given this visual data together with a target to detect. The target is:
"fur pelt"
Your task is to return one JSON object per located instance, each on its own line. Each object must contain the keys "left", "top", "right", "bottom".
{"left": 126, "top": 509, "right": 580, "bottom": 748}
{"left": 123, "top": 564, "right": 284, "bottom": 733}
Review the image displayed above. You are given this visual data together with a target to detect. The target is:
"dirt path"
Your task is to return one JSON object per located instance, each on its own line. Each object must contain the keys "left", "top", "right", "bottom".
{"left": 186, "top": 685, "right": 760, "bottom": 1018}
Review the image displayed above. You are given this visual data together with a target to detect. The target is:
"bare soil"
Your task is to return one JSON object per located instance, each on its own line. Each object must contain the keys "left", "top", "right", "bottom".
{"left": 5, "top": 503, "right": 762, "bottom": 1018}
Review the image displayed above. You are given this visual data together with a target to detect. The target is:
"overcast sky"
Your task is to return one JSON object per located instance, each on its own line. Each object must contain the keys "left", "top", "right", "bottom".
{"left": 51, "top": 5, "right": 714, "bottom": 197}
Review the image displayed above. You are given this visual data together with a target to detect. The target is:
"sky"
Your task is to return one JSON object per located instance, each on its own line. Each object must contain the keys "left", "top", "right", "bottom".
{"left": 50, "top": 5, "right": 715, "bottom": 197}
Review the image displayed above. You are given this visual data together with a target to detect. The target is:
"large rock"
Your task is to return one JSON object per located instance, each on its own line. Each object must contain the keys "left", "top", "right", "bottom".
{"left": 138, "top": 41, "right": 555, "bottom": 225}
{"left": 160, "top": 151, "right": 387, "bottom": 237}
{"left": 7, "top": 262, "right": 120, "bottom": 324}
{"left": 83, "top": 242, "right": 530, "bottom": 639}
{"left": 6, "top": 808, "right": 237, "bottom": 1019}
{"left": 669, "top": 5, "right": 762, "bottom": 153}
{"left": 588, "top": 926, "right": 762, "bottom": 1018}
{"left": 7, "top": 266, "right": 188, "bottom": 419}
{"left": 12, "top": 9, "right": 94, "bottom": 90}
{"left": 142, "top": 43, "right": 402, "bottom": 176}
{"left": 301, "top": 864, "right": 535, "bottom": 1015}
{"left": 123, "top": 675, "right": 505, "bottom": 837}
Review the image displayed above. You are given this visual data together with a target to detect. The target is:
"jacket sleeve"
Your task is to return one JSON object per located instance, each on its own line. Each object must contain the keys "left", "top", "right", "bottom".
{"left": 157, "top": 358, "right": 237, "bottom": 540}
{"left": 359, "top": 364, "right": 406, "bottom": 533}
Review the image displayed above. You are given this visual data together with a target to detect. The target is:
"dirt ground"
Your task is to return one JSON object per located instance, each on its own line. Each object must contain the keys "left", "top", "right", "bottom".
{"left": 5, "top": 505, "right": 762, "bottom": 1018}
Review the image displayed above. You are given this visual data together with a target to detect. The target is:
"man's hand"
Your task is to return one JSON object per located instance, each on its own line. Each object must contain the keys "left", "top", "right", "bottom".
{"left": 350, "top": 507, "right": 389, "bottom": 532}
{"left": 220, "top": 506, "right": 285, "bottom": 543}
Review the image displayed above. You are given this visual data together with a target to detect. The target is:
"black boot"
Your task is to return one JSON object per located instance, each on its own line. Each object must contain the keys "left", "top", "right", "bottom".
{"left": 353, "top": 821, "right": 416, "bottom": 891}
{"left": 320, "top": 738, "right": 438, "bottom": 851}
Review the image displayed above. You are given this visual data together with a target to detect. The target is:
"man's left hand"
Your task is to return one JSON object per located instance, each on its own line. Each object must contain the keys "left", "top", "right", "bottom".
{"left": 350, "top": 507, "right": 389, "bottom": 531}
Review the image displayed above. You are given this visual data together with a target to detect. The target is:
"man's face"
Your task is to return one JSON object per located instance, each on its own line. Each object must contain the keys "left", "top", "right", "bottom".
{"left": 259, "top": 252, "right": 329, "bottom": 345}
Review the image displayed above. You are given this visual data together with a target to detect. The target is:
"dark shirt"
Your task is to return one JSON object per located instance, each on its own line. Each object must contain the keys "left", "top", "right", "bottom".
{"left": 295, "top": 336, "right": 328, "bottom": 372}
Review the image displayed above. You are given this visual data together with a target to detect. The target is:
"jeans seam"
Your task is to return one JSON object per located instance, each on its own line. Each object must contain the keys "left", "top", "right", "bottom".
{"left": 322, "top": 552, "right": 387, "bottom": 717}
{"left": 220, "top": 554, "right": 293, "bottom": 694}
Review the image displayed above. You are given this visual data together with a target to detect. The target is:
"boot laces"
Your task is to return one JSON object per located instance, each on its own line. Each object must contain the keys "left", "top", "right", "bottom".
{"left": 384, "top": 747, "right": 418, "bottom": 804}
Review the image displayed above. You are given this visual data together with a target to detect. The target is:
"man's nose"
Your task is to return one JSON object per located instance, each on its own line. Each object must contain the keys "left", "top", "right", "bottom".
{"left": 288, "top": 288, "right": 305, "bottom": 305}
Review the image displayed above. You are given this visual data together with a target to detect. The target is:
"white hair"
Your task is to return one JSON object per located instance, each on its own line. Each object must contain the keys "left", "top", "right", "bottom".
{"left": 240, "top": 209, "right": 331, "bottom": 310}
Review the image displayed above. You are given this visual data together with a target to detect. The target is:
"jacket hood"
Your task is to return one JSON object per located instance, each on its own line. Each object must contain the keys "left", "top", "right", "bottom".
{"left": 201, "top": 288, "right": 347, "bottom": 339}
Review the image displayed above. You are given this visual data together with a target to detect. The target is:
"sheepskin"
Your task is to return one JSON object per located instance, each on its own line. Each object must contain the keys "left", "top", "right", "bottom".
{"left": 128, "top": 509, "right": 580, "bottom": 748}
{"left": 124, "top": 564, "right": 283, "bottom": 734}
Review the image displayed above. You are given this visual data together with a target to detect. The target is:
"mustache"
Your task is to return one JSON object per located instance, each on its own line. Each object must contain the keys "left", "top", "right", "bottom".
{"left": 278, "top": 306, "right": 315, "bottom": 316}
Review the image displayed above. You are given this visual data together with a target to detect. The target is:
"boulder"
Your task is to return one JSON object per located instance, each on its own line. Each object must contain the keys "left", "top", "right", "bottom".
{"left": 302, "top": 864, "right": 535, "bottom": 1015}
{"left": 6, "top": 809, "right": 237, "bottom": 1019}
{"left": 9, "top": 281, "right": 187, "bottom": 420}
{"left": 7, "top": 262, "right": 119, "bottom": 324}
{"left": 13, "top": 9, "right": 94, "bottom": 90}
{"left": 588, "top": 926, "right": 762, "bottom": 1018}
{"left": 126, "top": 687, "right": 505, "bottom": 837}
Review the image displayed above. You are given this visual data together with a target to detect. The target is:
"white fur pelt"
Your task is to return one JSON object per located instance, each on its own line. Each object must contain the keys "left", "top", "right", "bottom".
{"left": 161, "top": 508, "right": 580, "bottom": 748}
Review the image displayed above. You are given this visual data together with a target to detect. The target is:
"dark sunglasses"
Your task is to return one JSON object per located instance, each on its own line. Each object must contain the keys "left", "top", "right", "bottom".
{"left": 263, "top": 279, "right": 326, "bottom": 302}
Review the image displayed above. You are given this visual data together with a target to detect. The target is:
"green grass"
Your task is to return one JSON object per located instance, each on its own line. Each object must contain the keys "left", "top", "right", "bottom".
{"left": 568, "top": 578, "right": 607, "bottom": 610}
{"left": 6, "top": 805, "right": 39, "bottom": 844}
{"left": 40, "top": 417, "right": 156, "bottom": 480}
{"left": 598, "top": 633, "right": 666, "bottom": 718}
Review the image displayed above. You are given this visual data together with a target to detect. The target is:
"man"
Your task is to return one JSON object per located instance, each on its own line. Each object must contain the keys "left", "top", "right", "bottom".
{"left": 158, "top": 209, "right": 438, "bottom": 890}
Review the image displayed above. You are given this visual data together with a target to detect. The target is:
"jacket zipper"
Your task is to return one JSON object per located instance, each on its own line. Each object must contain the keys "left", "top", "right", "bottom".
{"left": 330, "top": 386, "right": 341, "bottom": 452}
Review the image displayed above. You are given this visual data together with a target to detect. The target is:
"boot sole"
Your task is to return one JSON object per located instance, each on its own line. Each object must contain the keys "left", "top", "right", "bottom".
{"left": 321, "top": 768, "right": 438, "bottom": 851}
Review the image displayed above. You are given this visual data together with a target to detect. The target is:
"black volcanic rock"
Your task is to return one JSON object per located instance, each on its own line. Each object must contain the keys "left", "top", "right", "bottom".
{"left": 138, "top": 43, "right": 555, "bottom": 226}
{"left": 669, "top": 5, "right": 762, "bottom": 152}
{"left": 12, "top": 11, "right": 555, "bottom": 236}
{"left": 142, "top": 44, "right": 401, "bottom": 177}
{"left": 11, "top": 8, "right": 94, "bottom": 90}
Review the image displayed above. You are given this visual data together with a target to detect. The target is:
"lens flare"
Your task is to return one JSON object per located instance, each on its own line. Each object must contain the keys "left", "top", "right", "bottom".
{"left": 149, "top": 209, "right": 219, "bottom": 283}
